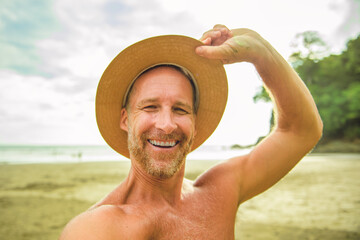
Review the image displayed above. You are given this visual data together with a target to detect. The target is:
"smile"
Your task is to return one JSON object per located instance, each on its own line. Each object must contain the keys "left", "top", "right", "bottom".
{"left": 148, "top": 139, "right": 178, "bottom": 148}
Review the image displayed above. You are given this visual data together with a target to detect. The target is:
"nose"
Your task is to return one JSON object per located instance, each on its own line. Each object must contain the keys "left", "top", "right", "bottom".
{"left": 155, "top": 109, "right": 177, "bottom": 134}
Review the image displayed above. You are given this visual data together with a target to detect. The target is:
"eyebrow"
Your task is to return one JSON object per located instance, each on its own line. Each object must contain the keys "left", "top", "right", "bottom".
{"left": 136, "top": 98, "right": 193, "bottom": 111}
{"left": 136, "top": 98, "right": 158, "bottom": 108}
{"left": 174, "top": 101, "right": 193, "bottom": 111}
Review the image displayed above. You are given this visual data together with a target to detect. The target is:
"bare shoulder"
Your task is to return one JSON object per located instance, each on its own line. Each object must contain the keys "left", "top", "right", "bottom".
{"left": 59, "top": 205, "right": 150, "bottom": 240}
{"left": 194, "top": 154, "right": 249, "bottom": 187}
{"left": 192, "top": 155, "right": 249, "bottom": 203}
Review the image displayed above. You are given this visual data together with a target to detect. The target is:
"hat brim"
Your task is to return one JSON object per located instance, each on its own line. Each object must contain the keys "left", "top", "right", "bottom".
{"left": 96, "top": 35, "right": 228, "bottom": 158}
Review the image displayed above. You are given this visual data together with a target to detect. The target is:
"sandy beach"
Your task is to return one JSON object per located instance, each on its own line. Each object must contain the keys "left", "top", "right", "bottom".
{"left": 0, "top": 154, "right": 359, "bottom": 239}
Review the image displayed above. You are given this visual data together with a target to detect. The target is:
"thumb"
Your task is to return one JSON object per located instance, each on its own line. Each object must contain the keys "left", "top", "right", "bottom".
{"left": 195, "top": 45, "right": 227, "bottom": 60}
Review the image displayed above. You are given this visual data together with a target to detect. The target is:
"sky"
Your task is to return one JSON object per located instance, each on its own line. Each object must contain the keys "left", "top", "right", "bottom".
{"left": 0, "top": 0, "right": 359, "bottom": 147}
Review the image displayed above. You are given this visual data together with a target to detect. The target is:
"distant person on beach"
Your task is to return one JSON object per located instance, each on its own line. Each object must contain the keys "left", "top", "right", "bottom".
{"left": 59, "top": 25, "right": 323, "bottom": 239}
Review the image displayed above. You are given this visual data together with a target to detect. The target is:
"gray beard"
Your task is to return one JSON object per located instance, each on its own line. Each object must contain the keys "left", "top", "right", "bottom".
{"left": 127, "top": 126, "right": 193, "bottom": 179}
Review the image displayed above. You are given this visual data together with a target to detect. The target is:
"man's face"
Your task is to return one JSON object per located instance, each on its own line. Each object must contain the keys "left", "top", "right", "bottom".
{"left": 121, "top": 66, "right": 196, "bottom": 179}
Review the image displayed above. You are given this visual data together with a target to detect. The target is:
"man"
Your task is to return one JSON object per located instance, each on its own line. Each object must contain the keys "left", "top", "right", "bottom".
{"left": 60, "top": 25, "right": 323, "bottom": 239}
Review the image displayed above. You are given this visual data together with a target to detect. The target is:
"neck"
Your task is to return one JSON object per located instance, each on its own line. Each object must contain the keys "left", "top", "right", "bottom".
{"left": 123, "top": 160, "right": 186, "bottom": 206}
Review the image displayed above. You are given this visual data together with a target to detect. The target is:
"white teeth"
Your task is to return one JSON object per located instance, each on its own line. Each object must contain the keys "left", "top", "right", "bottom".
{"left": 149, "top": 140, "right": 176, "bottom": 147}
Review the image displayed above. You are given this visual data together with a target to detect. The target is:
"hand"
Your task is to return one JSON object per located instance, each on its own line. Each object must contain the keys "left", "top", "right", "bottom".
{"left": 196, "top": 24, "right": 272, "bottom": 65}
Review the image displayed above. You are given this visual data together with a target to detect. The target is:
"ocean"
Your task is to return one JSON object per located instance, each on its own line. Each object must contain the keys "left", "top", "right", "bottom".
{"left": 0, "top": 145, "right": 252, "bottom": 164}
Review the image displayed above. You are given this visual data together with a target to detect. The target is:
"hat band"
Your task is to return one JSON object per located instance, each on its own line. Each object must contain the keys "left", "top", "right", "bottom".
{"left": 122, "top": 63, "right": 200, "bottom": 113}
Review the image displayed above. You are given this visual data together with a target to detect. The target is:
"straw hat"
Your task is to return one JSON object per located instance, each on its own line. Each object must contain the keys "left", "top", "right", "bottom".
{"left": 96, "top": 35, "right": 228, "bottom": 158}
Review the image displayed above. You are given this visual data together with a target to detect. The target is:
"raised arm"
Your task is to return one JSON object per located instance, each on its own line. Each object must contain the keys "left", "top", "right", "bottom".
{"left": 195, "top": 25, "right": 323, "bottom": 204}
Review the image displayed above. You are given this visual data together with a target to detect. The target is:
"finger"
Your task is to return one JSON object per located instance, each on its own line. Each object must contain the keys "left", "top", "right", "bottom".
{"left": 213, "top": 24, "right": 229, "bottom": 33}
{"left": 200, "top": 31, "right": 231, "bottom": 47}
{"left": 213, "top": 24, "right": 232, "bottom": 38}
{"left": 195, "top": 45, "right": 227, "bottom": 60}
{"left": 213, "top": 24, "right": 227, "bottom": 29}
{"left": 196, "top": 46, "right": 232, "bottom": 64}
{"left": 199, "top": 30, "right": 222, "bottom": 41}
{"left": 201, "top": 37, "right": 212, "bottom": 45}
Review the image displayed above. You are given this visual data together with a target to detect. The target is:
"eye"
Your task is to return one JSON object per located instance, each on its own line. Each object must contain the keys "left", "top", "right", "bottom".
{"left": 143, "top": 105, "right": 158, "bottom": 111}
{"left": 174, "top": 107, "right": 189, "bottom": 115}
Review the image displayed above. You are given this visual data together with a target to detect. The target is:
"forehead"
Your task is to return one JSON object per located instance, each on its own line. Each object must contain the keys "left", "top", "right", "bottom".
{"left": 129, "top": 66, "right": 194, "bottom": 104}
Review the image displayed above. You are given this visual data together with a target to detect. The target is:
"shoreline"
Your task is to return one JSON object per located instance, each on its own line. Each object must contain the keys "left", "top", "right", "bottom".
{"left": 1, "top": 152, "right": 360, "bottom": 165}
{"left": 1, "top": 154, "right": 359, "bottom": 239}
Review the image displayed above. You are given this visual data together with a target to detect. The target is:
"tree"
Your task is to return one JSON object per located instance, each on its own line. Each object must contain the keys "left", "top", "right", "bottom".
{"left": 254, "top": 32, "right": 360, "bottom": 141}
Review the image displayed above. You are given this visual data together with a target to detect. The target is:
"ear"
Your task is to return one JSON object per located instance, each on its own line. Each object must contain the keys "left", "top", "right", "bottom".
{"left": 120, "top": 108, "right": 129, "bottom": 132}
{"left": 193, "top": 116, "right": 197, "bottom": 137}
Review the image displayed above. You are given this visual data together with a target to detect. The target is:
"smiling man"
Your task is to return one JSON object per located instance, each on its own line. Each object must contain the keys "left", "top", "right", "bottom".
{"left": 123, "top": 66, "right": 196, "bottom": 179}
{"left": 59, "top": 25, "right": 323, "bottom": 239}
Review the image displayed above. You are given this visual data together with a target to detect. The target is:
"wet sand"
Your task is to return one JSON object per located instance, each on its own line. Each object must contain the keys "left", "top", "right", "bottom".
{"left": 0, "top": 154, "right": 359, "bottom": 239}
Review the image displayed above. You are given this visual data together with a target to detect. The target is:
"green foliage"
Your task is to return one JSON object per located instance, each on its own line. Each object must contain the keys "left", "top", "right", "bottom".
{"left": 254, "top": 33, "right": 360, "bottom": 141}
{"left": 253, "top": 86, "right": 271, "bottom": 103}
{"left": 289, "top": 31, "right": 329, "bottom": 63}
{"left": 230, "top": 143, "right": 255, "bottom": 149}
{"left": 296, "top": 35, "right": 360, "bottom": 140}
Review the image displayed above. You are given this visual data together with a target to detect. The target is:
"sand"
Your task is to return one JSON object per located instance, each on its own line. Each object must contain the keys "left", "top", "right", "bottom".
{"left": 0, "top": 154, "right": 359, "bottom": 239}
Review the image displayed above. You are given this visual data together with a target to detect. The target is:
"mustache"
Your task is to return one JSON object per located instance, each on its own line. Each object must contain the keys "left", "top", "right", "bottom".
{"left": 142, "top": 129, "right": 187, "bottom": 141}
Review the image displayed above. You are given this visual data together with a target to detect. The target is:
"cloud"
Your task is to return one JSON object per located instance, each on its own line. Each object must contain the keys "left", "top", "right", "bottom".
{"left": 0, "top": 0, "right": 59, "bottom": 75}
{"left": 0, "top": 70, "right": 99, "bottom": 144}
{"left": 1, "top": 0, "right": 359, "bottom": 146}
{"left": 323, "top": 0, "right": 360, "bottom": 52}
{"left": 334, "top": 0, "right": 360, "bottom": 39}
{"left": 0, "top": 0, "right": 206, "bottom": 145}
{"left": 36, "top": 0, "right": 204, "bottom": 91}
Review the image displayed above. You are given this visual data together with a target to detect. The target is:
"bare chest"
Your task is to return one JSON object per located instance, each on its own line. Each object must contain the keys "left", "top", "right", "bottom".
{"left": 149, "top": 199, "right": 236, "bottom": 240}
